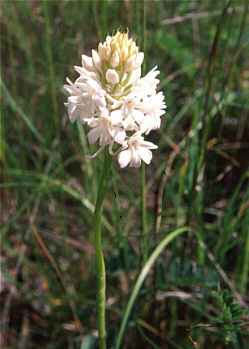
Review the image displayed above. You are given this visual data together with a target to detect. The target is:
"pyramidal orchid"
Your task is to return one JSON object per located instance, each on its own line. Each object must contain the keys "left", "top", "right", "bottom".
{"left": 64, "top": 30, "right": 166, "bottom": 349}
{"left": 64, "top": 30, "right": 166, "bottom": 168}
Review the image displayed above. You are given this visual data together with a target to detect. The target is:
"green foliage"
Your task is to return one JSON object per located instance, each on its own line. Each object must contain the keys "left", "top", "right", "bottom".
{"left": 212, "top": 285, "right": 246, "bottom": 346}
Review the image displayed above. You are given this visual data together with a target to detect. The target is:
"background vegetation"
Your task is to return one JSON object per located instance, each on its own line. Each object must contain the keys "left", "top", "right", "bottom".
{"left": 1, "top": 1, "right": 249, "bottom": 348}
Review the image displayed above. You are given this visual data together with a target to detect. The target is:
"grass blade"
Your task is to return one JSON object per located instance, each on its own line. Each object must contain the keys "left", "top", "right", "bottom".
{"left": 115, "top": 226, "right": 189, "bottom": 349}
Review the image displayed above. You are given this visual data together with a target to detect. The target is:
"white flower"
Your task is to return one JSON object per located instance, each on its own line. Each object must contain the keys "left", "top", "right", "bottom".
{"left": 110, "top": 97, "right": 144, "bottom": 132}
{"left": 64, "top": 67, "right": 106, "bottom": 124}
{"left": 131, "top": 67, "right": 160, "bottom": 96}
{"left": 118, "top": 132, "right": 158, "bottom": 168}
{"left": 136, "top": 91, "right": 166, "bottom": 134}
{"left": 87, "top": 110, "right": 126, "bottom": 146}
{"left": 64, "top": 30, "right": 166, "bottom": 167}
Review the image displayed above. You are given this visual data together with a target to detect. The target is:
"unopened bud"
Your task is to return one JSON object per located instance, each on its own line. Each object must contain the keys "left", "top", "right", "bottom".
{"left": 127, "top": 38, "right": 132, "bottom": 49}
{"left": 106, "top": 36, "right": 112, "bottom": 45}
{"left": 92, "top": 50, "right": 101, "bottom": 70}
{"left": 130, "top": 42, "right": 136, "bottom": 54}
{"left": 125, "top": 54, "right": 136, "bottom": 71}
{"left": 98, "top": 43, "right": 106, "bottom": 60}
{"left": 120, "top": 46, "right": 128, "bottom": 60}
{"left": 134, "top": 52, "right": 144, "bottom": 69}
{"left": 81, "top": 55, "right": 95, "bottom": 72}
{"left": 111, "top": 51, "right": 120, "bottom": 67}
{"left": 106, "top": 69, "right": 119, "bottom": 84}
{"left": 105, "top": 46, "right": 111, "bottom": 60}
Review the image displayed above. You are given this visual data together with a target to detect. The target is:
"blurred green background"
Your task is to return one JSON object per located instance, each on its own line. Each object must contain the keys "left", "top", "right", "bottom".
{"left": 1, "top": 1, "right": 249, "bottom": 348}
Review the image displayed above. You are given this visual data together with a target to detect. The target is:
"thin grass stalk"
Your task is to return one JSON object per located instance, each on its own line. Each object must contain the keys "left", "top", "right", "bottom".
{"left": 7, "top": 25, "right": 26, "bottom": 170}
{"left": 30, "top": 220, "right": 83, "bottom": 335}
{"left": 115, "top": 227, "right": 189, "bottom": 349}
{"left": 0, "top": 105, "right": 10, "bottom": 207}
{"left": 135, "top": 0, "right": 140, "bottom": 46}
{"left": 227, "top": 1, "right": 248, "bottom": 94}
{"left": 215, "top": 171, "right": 249, "bottom": 263}
{"left": 136, "top": 322, "right": 161, "bottom": 349}
{"left": 142, "top": 0, "right": 146, "bottom": 76}
{"left": 218, "top": 1, "right": 249, "bottom": 143}
{"left": 101, "top": 0, "right": 108, "bottom": 41}
{"left": 140, "top": 0, "right": 148, "bottom": 264}
{"left": 0, "top": 26, "right": 10, "bottom": 206}
{"left": 42, "top": 0, "right": 58, "bottom": 137}
{"left": 197, "top": 0, "right": 231, "bottom": 175}
{"left": 239, "top": 205, "right": 249, "bottom": 295}
{"left": 1, "top": 80, "right": 44, "bottom": 144}
{"left": 193, "top": 1, "right": 231, "bottom": 264}
{"left": 93, "top": 147, "right": 112, "bottom": 349}
{"left": 237, "top": 182, "right": 249, "bottom": 295}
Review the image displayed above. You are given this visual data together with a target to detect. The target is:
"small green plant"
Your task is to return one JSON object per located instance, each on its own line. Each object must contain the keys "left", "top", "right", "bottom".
{"left": 212, "top": 284, "right": 245, "bottom": 346}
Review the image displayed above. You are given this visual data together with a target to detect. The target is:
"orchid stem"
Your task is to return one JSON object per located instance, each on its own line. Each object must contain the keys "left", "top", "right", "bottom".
{"left": 94, "top": 147, "right": 112, "bottom": 349}
{"left": 141, "top": 162, "right": 148, "bottom": 264}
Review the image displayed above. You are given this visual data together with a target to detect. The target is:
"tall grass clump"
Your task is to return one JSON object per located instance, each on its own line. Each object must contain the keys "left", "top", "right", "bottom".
{"left": 1, "top": 1, "right": 248, "bottom": 349}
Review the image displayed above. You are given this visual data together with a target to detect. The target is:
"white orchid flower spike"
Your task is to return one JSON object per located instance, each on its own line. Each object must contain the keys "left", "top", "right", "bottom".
{"left": 64, "top": 30, "right": 166, "bottom": 167}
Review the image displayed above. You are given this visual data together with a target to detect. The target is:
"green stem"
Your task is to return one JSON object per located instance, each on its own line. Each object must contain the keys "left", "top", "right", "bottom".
{"left": 141, "top": 162, "right": 147, "bottom": 264}
{"left": 139, "top": 0, "right": 148, "bottom": 265}
{"left": 142, "top": 0, "right": 146, "bottom": 76}
{"left": 94, "top": 148, "right": 112, "bottom": 349}
{"left": 135, "top": 0, "right": 140, "bottom": 46}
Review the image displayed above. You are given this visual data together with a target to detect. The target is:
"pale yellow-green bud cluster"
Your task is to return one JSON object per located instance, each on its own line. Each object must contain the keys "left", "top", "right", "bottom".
{"left": 92, "top": 30, "right": 144, "bottom": 91}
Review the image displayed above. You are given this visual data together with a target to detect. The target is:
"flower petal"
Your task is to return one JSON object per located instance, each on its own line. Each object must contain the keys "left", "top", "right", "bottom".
{"left": 112, "top": 129, "right": 126, "bottom": 144}
{"left": 87, "top": 127, "right": 101, "bottom": 144}
{"left": 110, "top": 109, "right": 124, "bottom": 126}
{"left": 130, "top": 149, "right": 141, "bottom": 168}
{"left": 138, "top": 147, "right": 152, "bottom": 164}
{"left": 142, "top": 141, "right": 158, "bottom": 149}
{"left": 118, "top": 149, "right": 132, "bottom": 168}
{"left": 94, "top": 94, "right": 106, "bottom": 110}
